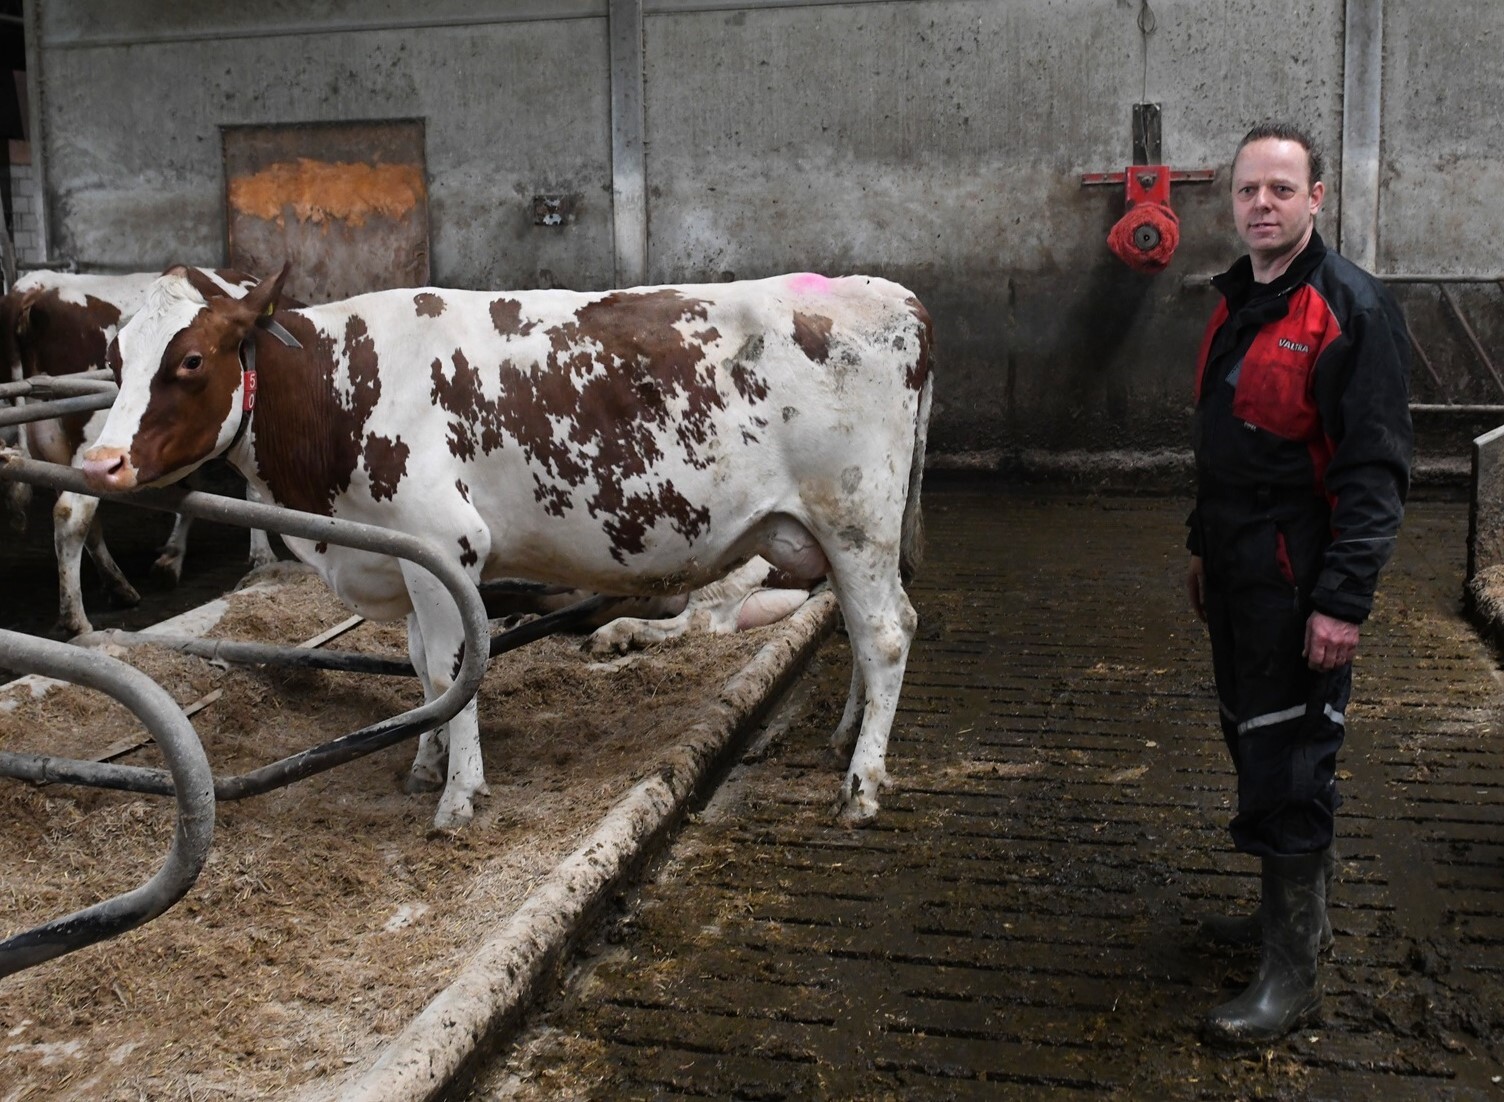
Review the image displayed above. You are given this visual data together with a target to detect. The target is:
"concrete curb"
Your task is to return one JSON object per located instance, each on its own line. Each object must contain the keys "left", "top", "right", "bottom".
{"left": 305, "top": 591, "right": 839, "bottom": 1102}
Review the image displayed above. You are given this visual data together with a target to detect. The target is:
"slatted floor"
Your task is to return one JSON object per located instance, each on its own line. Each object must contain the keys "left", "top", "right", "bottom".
{"left": 467, "top": 484, "right": 1504, "bottom": 1101}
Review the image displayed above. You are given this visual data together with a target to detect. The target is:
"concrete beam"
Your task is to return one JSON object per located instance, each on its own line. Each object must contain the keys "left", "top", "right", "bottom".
{"left": 1340, "top": 0, "right": 1383, "bottom": 271}
{"left": 21, "top": 0, "right": 50, "bottom": 262}
{"left": 609, "top": 0, "right": 647, "bottom": 287}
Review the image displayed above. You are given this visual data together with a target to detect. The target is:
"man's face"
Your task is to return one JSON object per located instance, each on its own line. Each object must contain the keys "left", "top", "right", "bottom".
{"left": 1231, "top": 138, "right": 1325, "bottom": 262}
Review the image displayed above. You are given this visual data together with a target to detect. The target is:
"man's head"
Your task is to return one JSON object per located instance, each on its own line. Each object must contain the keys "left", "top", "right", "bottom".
{"left": 1231, "top": 121, "right": 1326, "bottom": 279}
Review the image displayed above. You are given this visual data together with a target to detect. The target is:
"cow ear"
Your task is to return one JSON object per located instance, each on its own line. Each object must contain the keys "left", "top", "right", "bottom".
{"left": 240, "top": 261, "right": 292, "bottom": 323}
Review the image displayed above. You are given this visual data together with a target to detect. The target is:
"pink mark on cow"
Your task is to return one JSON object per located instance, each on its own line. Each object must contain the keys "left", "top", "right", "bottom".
{"left": 787, "top": 273, "right": 833, "bottom": 295}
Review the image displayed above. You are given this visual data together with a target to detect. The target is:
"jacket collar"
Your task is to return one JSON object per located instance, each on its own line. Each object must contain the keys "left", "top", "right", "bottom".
{"left": 1212, "top": 229, "right": 1328, "bottom": 313}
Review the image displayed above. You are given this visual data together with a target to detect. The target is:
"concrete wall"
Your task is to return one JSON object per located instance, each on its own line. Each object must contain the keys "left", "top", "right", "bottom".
{"left": 23, "top": 0, "right": 1504, "bottom": 470}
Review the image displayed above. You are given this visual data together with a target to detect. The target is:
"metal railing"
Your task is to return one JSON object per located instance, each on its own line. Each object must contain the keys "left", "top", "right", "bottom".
{"left": 0, "top": 449, "right": 608, "bottom": 974}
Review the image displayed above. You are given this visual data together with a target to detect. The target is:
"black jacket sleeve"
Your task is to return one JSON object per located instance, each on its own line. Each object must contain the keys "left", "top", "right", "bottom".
{"left": 1309, "top": 292, "right": 1413, "bottom": 623}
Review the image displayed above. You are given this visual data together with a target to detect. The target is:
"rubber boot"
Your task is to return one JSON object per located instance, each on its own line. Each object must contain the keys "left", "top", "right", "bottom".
{"left": 1198, "top": 847, "right": 1335, "bottom": 952}
{"left": 1201, "top": 850, "right": 1327, "bottom": 1046}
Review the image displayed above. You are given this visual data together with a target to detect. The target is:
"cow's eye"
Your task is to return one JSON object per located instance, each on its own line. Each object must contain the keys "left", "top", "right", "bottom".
{"left": 182, "top": 354, "right": 204, "bottom": 372}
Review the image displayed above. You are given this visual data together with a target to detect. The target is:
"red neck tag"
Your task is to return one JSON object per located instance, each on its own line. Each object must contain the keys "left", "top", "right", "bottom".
{"left": 243, "top": 368, "right": 258, "bottom": 412}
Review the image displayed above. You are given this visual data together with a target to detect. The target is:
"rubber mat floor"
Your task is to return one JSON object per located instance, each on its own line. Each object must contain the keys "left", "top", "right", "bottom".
{"left": 470, "top": 485, "right": 1504, "bottom": 1101}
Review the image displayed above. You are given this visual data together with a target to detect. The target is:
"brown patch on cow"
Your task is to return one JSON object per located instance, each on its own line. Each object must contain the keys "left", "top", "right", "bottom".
{"left": 728, "top": 333, "right": 770, "bottom": 404}
{"left": 904, "top": 295, "right": 934, "bottom": 391}
{"left": 249, "top": 312, "right": 382, "bottom": 516}
{"left": 131, "top": 305, "right": 242, "bottom": 485}
{"left": 730, "top": 362, "right": 769, "bottom": 404}
{"left": 428, "top": 289, "right": 729, "bottom": 562}
{"left": 364, "top": 433, "right": 409, "bottom": 501}
{"left": 344, "top": 315, "right": 382, "bottom": 417}
{"left": 455, "top": 478, "right": 471, "bottom": 502}
{"left": 315, "top": 540, "right": 328, "bottom": 554}
{"left": 431, "top": 349, "right": 507, "bottom": 462}
{"left": 490, "top": 297, "right": 538, "bottom": 338}
{"left": 180, "top": 267, "right": 226, "bottom": 301}
{"left": 415, "top": 292, "right": 446, "bottom": 318}
{"left": 179, "top": 267, "right": 256, "bottom": 302}
{"left": 791, "top": 311, "right": 833, "bottom": 364}
{"left": 457, "top": 535, "right": 479, "bottom": 568}
{"left": 10, "top": 288, "right": 125, "bottom": 463}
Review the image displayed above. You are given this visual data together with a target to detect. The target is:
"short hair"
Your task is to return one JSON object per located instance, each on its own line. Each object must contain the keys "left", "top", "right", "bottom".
{"left": 1234, "top": 121, "right": 1325, "bottom": 189}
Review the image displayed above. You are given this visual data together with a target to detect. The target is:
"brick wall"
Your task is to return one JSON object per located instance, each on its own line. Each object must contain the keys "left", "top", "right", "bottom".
{"left": 8, "top": 140, "right": 43, "bottom": 267}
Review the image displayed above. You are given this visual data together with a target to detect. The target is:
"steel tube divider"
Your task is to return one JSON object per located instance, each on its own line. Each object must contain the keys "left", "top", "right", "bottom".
{"left": 0, "top": 392, "right": 116, "bottom": 428}
{"left": 0, "top": 451, "right": 491, "bottom": 802}
{"left": 0, "top": 631, "right": 215, "bottom": 979}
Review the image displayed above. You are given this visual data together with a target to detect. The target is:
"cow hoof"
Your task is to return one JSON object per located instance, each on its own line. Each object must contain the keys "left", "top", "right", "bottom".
{"left": 584, "top": 632, "right": 630, "bottom": 657}
{"left": 432, "top": 795, "right": 475, "bottom": 830}
{"left": 404, "top": 768, "right": 445, "bottom": 794}
{"left": 151, "top": 555, "right": 185, "bottom": 585}
{"left": 833, "top": 776, "right": 880, "bottom": 828}
{"left": 58, "top": 617, "right": 93, "bottom": 639}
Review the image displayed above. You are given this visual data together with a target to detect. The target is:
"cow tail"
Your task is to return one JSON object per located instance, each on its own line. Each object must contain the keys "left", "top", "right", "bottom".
{"left": 899, "top": 364, "right": 933, "bottom": 585}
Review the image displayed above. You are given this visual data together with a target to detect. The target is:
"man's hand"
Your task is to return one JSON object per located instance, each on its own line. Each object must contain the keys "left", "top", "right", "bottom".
{"left": 1304, "top": 610, "right": 1359, "bottom": 671}
{"left": 1187, "top": 555, "right": 1206, "bottom": 622}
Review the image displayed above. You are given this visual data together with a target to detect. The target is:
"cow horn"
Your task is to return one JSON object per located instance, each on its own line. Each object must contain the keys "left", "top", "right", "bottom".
{"left": 240, "top": 261, "right": 292, "bottom": 325}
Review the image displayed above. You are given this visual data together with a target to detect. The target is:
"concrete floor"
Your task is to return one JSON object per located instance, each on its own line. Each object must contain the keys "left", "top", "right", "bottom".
{"left": 471, "top": 483, "right": 1504, "bottom": 1101}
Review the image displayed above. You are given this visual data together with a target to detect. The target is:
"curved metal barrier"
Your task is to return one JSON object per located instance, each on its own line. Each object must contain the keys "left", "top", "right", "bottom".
{"left": 0, "top": 631, "right": 214, "bottom": 979}
{"left": 0, "top": 451, "right": 493, "bottom": 800}
{"left": 0, "top": 449, "right": 619, "bottom": 973}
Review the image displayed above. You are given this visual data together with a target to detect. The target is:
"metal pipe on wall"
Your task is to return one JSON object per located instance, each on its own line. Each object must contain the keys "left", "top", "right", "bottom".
{"left": 21, "top": 0, "right": 49, "bottom": 262}
{"left": 610, "top": 0, "right": 648, "bottom": 287}
{"left": 1340, "top": 0, "right": 1384, "bottom": 271}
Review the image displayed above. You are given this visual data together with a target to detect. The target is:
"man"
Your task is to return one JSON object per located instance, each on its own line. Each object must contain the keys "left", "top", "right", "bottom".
{"left": 1185, "top": 121, "right": 1412, "bottom": 1045}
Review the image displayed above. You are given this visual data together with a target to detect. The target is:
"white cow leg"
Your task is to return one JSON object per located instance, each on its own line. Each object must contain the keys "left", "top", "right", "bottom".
{"left": 586, "top": 607, "right": 688, "bottom": 654}
{"left": 246, "top": 485, "right": 277, "bottom": 568}
{"left": 828, "top": 576, "right": 917, "bottom": 827}
{"left": 58, "top": 492, "right": 138, "bottom": 635}
{"left": 152, "top": 513, "right": 193, "bottom": 583}
{"left": 404, "top": 612, "right": 449, "bottom": 794}
{"left": 402, "top": 565, "right": 490, "bottom": 829}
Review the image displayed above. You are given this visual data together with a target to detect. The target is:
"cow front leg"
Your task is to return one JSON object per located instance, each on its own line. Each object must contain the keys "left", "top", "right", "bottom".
{"left": 57, "top": 492, "right": 137, "bottom": 635}
{"left": 403, "top": 613, "right": 449, "bottom": 793}
{"left": 246, "top": 485, "right": 277, "bottom": 569}
{"left": 402, "top": 565, "right": 490, "bottom": 829}
{"left": 152, "top": 513, "right": 193, "bottom": 583}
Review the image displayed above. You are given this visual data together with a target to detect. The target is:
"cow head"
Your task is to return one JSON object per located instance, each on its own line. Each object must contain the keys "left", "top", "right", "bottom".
{"left": 82, "top": 263, "right": 290, "bottom": 491}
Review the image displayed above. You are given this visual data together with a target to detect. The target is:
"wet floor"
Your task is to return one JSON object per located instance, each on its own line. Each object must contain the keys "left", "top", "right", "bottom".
{"left": 468, "top": 483, "right": 1504, "bottom": 1101}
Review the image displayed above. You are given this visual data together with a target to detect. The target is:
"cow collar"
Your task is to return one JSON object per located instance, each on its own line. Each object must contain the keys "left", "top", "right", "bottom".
{"left": 232, "top": 314, "right": 301, "bottom": 449}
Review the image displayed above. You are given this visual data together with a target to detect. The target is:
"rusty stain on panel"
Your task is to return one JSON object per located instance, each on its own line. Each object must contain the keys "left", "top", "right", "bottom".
{"left": 223, "top": 120, "right": 430, "bottom": 303}
{"left": 228, "top": 159, "right": 426, "bottom": 230}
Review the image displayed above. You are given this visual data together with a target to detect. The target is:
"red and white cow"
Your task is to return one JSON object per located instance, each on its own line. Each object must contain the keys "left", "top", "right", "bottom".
{"left": 83, "top": 266, "right": 933, "bottom": 829}
{"left": 1, "top": 269, "right": 277, "bottom": 634}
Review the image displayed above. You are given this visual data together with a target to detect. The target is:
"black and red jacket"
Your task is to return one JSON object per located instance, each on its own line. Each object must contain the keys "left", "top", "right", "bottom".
{"left": 1188, "top": 231, "right": 1413, "bottom": 624}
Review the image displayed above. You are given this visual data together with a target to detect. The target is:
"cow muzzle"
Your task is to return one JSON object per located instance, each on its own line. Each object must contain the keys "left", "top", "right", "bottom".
{"left": 82, "top": 447, "right": 140, "bottom": 492}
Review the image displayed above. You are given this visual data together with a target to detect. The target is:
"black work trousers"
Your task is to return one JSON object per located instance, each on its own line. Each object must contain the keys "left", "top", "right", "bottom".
{"left": 1196, "top": 494, "right": 1351, "bottom": 858}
